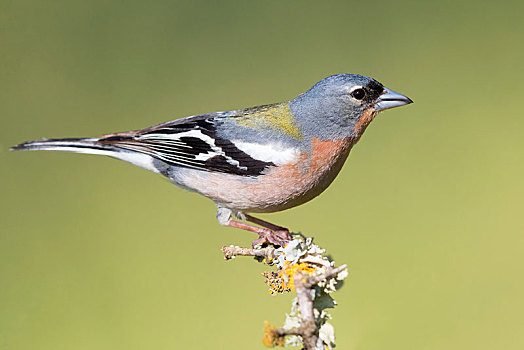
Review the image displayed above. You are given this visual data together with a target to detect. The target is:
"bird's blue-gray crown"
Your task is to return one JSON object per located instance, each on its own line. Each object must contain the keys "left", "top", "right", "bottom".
{"left": 291, "top": 74, "right": 399, "bottom": 141}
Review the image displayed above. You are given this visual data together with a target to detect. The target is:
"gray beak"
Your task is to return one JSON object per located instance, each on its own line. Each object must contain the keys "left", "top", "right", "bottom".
{"left": 374, "top": 88, "right": 413, "bottom": 111}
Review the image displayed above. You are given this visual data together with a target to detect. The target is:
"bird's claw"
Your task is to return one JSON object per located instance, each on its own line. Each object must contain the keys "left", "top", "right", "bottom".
{"left": 251, "top": 228, "right": 292, "bottom": 248}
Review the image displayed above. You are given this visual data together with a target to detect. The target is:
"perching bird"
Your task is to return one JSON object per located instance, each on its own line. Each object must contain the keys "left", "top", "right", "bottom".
{"left": 12, "top": 74, "right": 412, "bottom": 246}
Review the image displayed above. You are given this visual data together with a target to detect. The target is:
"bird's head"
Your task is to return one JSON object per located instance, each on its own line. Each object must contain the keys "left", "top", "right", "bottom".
{"left": 290, "top": 74, "right": 413, "bottom": 140}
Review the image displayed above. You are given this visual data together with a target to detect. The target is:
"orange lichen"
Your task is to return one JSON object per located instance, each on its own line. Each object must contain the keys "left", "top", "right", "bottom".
{"left": 262, "top": 321, "right": 285, "bottom": 347}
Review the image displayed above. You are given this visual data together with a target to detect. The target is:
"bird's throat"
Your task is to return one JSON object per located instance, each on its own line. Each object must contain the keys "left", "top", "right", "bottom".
{"left": 352, "top": 108, "right": 379, "bottom": 136}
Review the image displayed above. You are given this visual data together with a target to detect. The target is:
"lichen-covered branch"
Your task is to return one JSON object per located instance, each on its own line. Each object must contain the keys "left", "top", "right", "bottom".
{"left": 222, "top": 236, "right": 349, "bottom": 350}
{"left": 222, "top": 245, "right": 278, "bottom": 261}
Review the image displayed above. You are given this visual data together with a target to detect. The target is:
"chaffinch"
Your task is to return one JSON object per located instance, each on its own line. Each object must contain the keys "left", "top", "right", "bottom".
{"left": 12, "top": 74, "right": 412, "bottom": 246}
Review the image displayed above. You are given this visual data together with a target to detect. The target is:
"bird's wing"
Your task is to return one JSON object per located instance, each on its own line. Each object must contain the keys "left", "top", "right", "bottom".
{"left": 98, "top": 113, "right": 276, "bottom": 177}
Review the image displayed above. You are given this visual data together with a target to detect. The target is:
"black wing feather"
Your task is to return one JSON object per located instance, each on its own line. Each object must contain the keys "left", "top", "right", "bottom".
{"left": 99, "top": 115, "right": 274, "bottom": 176}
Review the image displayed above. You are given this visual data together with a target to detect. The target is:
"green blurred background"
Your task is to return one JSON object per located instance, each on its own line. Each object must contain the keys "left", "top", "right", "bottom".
{"left": 1, "top": 0, "right": 523, "bottom": 349}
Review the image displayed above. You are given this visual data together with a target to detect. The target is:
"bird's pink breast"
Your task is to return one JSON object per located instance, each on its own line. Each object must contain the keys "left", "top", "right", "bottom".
{"left": 174, "top": 137, "right": 356, "bottom": 213}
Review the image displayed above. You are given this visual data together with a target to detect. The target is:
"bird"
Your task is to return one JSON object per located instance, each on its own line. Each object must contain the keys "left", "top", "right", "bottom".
{"left": 11, "top": 74, "right": 412, "bottom": 247}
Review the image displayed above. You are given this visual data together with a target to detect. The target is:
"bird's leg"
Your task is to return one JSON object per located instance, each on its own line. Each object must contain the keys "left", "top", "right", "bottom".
{"left": 244, "top": 214, "right": 288, "bottom": 231}
{"left": 244, "top": 214, "right": 292, "bottom": 243}
{"left": 226, "top": 220, "right": 290, "bottom": 247}
{"left": 216, "top": 207, "right": 292, "bottom": 247}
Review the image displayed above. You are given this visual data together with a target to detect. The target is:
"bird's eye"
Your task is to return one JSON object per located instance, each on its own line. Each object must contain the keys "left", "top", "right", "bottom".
{"left": 351, "top": 88, "right": 366, "bottom": 100}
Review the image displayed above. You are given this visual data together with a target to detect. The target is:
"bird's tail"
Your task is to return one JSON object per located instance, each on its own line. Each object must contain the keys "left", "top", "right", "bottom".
{"left": 10, "top": 136, "right": 160, "bottom": 173}
{"left": 10, "top": 137, "right": 115, "bottom": 156}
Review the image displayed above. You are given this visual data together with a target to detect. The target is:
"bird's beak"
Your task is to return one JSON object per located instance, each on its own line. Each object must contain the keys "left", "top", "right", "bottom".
{"left": 374, "top": 88, "right": 413, "bottom": 111}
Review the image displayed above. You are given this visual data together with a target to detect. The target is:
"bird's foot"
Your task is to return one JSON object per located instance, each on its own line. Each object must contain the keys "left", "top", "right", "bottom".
{"left": 251, "top": 228, "right": 292, "bottom": 248}
{"left": 222, "top": 213, "right": 293, "bottom": 248}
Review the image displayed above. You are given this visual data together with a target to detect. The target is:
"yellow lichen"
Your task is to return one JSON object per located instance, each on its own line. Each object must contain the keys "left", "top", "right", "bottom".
{"left": 263, "top": 271, "right": 290, "bottom": 295}
{"left": 281, "top": 262, "right": 317, "bottom": 290}
{"left": 263, "top": 262, "right": 318, "bottom": 295}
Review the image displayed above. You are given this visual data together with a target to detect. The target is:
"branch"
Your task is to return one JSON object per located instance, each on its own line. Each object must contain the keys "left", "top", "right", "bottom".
{"left": 304, "top": 264, "right": 348, "bottom": 288}
{"left": 222, "top": 237, "right": 348, "bottom": 349}
{"left": 293, "top": 271, "right": 319, "bottom": 349}
{"left": 221, "top": 245, "right": 278, "bottom": 261}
